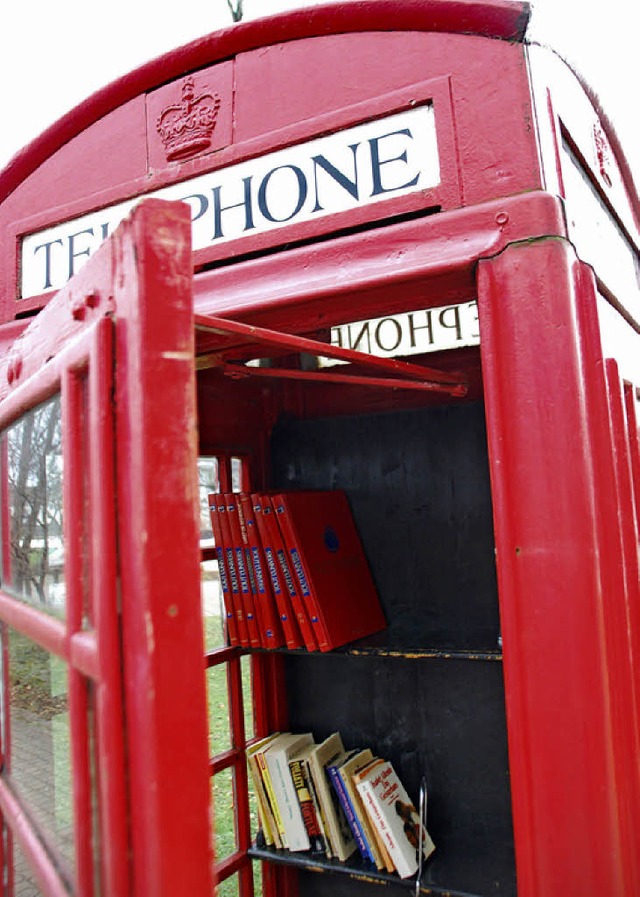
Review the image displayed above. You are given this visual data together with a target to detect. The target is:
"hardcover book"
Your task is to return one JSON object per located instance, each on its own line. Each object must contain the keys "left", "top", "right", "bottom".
{"left": 354, "top": 760, "right": 435, "bottom": 879}
{"left": 261, "top": 494, "right": 318, "bottom": 651}
{"left": 334, "top": 749, "right": 390, "bottom": 871}
{"left": 246, "top": 733, "right": 283, "bottom": 849}
{"left": 207, "top": 494, "right": 240, "bottom": 647}
{"left": 253, "top": 733, "right": 288, "bottom": 848}
{"left": 288, "top": 745, "right": 327, "bottom": 855}
{"left": 251, "top": 493, "right": 304, "bottom": 650}
{"left": 224, "top": 493, "right": 261, "bottom": 648}
{"left": 270, "top": 490, "right": 386, "bottom": 651}
{"left": 238, "top": 493, "right": 284, "bottom": 649}
{"left": 264, "top": 732, "right": 315, "bottom": 852}
{"left": 306, "top": 732, "right": 357, "bottom": 862}
{"left": 327, "top": 749, "right": 373, "bottom": 864}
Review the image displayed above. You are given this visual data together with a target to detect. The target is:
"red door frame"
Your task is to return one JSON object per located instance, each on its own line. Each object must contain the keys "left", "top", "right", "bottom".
{"left": 0, "top": 298, "right": 127, "bottom": 896}
{"left": 0, "top": 200, "right": 213, "bottom": 897}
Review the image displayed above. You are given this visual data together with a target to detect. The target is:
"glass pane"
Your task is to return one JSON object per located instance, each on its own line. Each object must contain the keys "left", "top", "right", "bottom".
{"left": 198, "top": 457, "right": 219, "bottom": 540}
{"left": 202, "top": 559, "right": 226, "bottom": 651}
{"left": 241, "top": 655, "right": 254, "bottom": 742}
{"left": 12, "top": 835, "right": 45, "bottom": 897}
{"left": 253, "top": 861, "right": 263, "bottom": 897}
{"left": 212, "top": 768, "right": 237, "bottom": 859}
{"left": 217, "top": 871, "right": 239, "bottom": 897}
{"left": 7, "top": 629, "right": 75, "bottom": 881}
{"left": 2, "top": 396, "right": 65, "bottom": 618}
{"left": 207, "top": 665, "right": 231, "bottom": 756}
{"left": 230, "top": 456, "right": 244, "bottom": 493}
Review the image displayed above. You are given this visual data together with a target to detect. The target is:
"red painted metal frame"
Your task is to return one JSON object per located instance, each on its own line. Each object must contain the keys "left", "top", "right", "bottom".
{"left": 624, "top": 384, "right": 640, "bottom": 518}
{"left": 110, "top": 202, "right": 212, "bottom": 897}
{"left": 477, "top": 240, "right": 640, "bottom": 897}
{"left": 195, "top": 311, "right": 466, "bottom": 395}
{"left": 0, "top": 313, "right": 128, "bottom": 896}
{"left": 0, "top": 200, "right": 214, "bottom": 897}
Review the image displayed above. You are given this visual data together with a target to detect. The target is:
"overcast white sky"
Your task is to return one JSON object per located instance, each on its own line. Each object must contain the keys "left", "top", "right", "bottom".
{"left": 0, "top": 0, "right": 638, "bottom": 188}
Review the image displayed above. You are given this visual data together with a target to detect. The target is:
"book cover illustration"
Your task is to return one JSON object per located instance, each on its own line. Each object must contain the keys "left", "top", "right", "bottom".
{"left": 354, "top": 760, "right": 435, "bottom": 879}
{"left": 264, "top": 732, "right": 315, "bottom": 852}
{"left": 288, "top": 746, "right": 327, "bottom": 855}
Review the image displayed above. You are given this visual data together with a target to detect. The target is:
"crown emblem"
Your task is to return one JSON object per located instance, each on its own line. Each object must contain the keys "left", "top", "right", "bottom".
{"left": 156, "top": 77, "right": 221, "bottom": 161}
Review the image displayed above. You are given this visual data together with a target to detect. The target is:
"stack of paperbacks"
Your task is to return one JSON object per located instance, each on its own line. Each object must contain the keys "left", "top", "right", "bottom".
{"left": 207, "top": 490, "right": 387, "bottom": 651}
{"left": 247, "top": 731, "right": 436, "bottom": 880}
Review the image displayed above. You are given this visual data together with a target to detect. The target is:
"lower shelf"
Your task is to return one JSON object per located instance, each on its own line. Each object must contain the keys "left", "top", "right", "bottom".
{"left": 249, "top": 839, "right": 516, "bottom": 897}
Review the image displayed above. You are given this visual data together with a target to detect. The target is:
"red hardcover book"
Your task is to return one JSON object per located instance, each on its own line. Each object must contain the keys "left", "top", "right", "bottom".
{"left": 270, "top": 490, "right": 386, "bottom": 651}
{"left": 238, "top": 493, "right": 284, "bottom": 649}
{"left": 216, "top": 493, "right": 250, "bottom": 648}
{"left": 225, "top": 493, "right": 262, "bottom": 649}
{"left": 266, "top": 495, "right": 318, "bottom": 651}
{"left": 207, "top": 494, "right": 240, "bottom": 647}
{"left": 250, "top": 493, "right": 304, "bottom": 651}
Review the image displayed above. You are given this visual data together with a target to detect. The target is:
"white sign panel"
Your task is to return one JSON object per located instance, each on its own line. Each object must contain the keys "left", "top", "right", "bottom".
{"left": 21, "top": 105, "right": 439, "bottom": 300}
{"left": 319, "top": 300, "right": 480, "bottom": 365}
{"left": 597, "top": 292, "right": 640, "bottom": 388}
{"left": 562, "top": 141, "right": 640, "bottom": 319}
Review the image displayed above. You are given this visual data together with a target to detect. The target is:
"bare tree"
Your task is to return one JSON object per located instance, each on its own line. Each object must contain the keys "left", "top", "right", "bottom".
{"left": 226, "top": 0, "right": 244, "bottom": 22}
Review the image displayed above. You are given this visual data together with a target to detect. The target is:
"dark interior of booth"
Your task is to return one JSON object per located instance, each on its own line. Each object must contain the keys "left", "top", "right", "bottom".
{"left": 195, "top": 324, "right": 516, "bottom": 897}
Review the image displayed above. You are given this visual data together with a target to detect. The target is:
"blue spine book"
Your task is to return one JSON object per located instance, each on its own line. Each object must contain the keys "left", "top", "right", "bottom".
{"left": 327, "top": 755, "right": 374, "bottom": 864}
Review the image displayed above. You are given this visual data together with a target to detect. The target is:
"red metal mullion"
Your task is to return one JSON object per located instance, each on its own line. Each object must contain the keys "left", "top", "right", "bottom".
{"left": 252, "top": 653, "right": 289, "bottom": 737}
{"left": 68, "top": 669, "right": 94, "bottom": 897}
{"left": 0, "top": 591, "right": 66, "bottom": 658}
{"left": 87, "top": 315, "right": 130, "bottom": 897}
{"left": 0, "top": 439, "right": 11, "bottom": 586}
{"left": 62, "top": 364, "right": 95, "bottom": 897}
{"left": 573, "top": 265, "right": 638, "bottom": 895}
{"left": 194, "top": 313, "right": 465, "bottom": 387}
{"left": 223, "top": 362, "right": 466, "bottom": 395}
{"left": 205, "top": 644, "right": 241, "bottom": 667}
{"left": 602, "top": 361, "right": 640, "bottom": 892}
{"left": 218, "top": 454, "right": 232, "bottom": 494}
{"left": 227, "top": 656, "right": 252, "bottom": 841}
{"left": 623, "top": 383, "right": 640, "bottom": 530}
{"left": 215, "top": 850, "right": 252, "bottom": 881}
{"left": 210, "top": 747, "right": 243, "bottom": 775}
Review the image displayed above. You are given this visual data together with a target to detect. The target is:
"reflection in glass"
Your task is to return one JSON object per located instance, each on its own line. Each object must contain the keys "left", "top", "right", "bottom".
{"left": 241, "top": 655, "right": 254, "bottom": 742}
{"left": 217, "top": 871, "right": 240, "bottom": 897}
{"left": 212, "top": 769, "right": 237, "bottom": 859}
{"left": 207, "top": 665, "right": 232, "bottom": 757}
{"left": 7, "top": 629, "right": 75, "bottom": 884}
{"left": 198, "top": 457, "right": 219, "bottom": 540}
{"left": 230, "top": 457, "right": 243, "bottom": 493}
{"left": 2, "top": 396, "right": 65, "bottom": 617}
{"left": 11, "top": 834, "right": 46, "bottom": 897}
{"left": 202, "top": 559, "right": 226, "bottom": 652}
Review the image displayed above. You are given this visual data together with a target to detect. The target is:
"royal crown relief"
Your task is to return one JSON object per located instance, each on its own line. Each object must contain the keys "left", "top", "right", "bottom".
{"left": 156, "top": 76, "right": 222, "bottom": 162}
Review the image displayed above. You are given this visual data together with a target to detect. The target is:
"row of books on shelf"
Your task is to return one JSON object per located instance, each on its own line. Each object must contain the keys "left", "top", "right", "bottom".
{"left": 208, "top": 489, "right": 387, "bottom": 652}
{"left": 247, "top": 730, "right": 435, "bottom": 881}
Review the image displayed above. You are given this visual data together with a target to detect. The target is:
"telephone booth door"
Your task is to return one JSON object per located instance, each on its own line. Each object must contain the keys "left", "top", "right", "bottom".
{"left": 0, "top": 201, "right": 212, "bottom": 897}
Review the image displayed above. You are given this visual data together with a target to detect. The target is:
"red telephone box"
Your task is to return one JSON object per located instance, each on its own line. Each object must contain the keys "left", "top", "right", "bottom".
{"left": 0, "top": 3, "right": 638, "bottom": 897}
